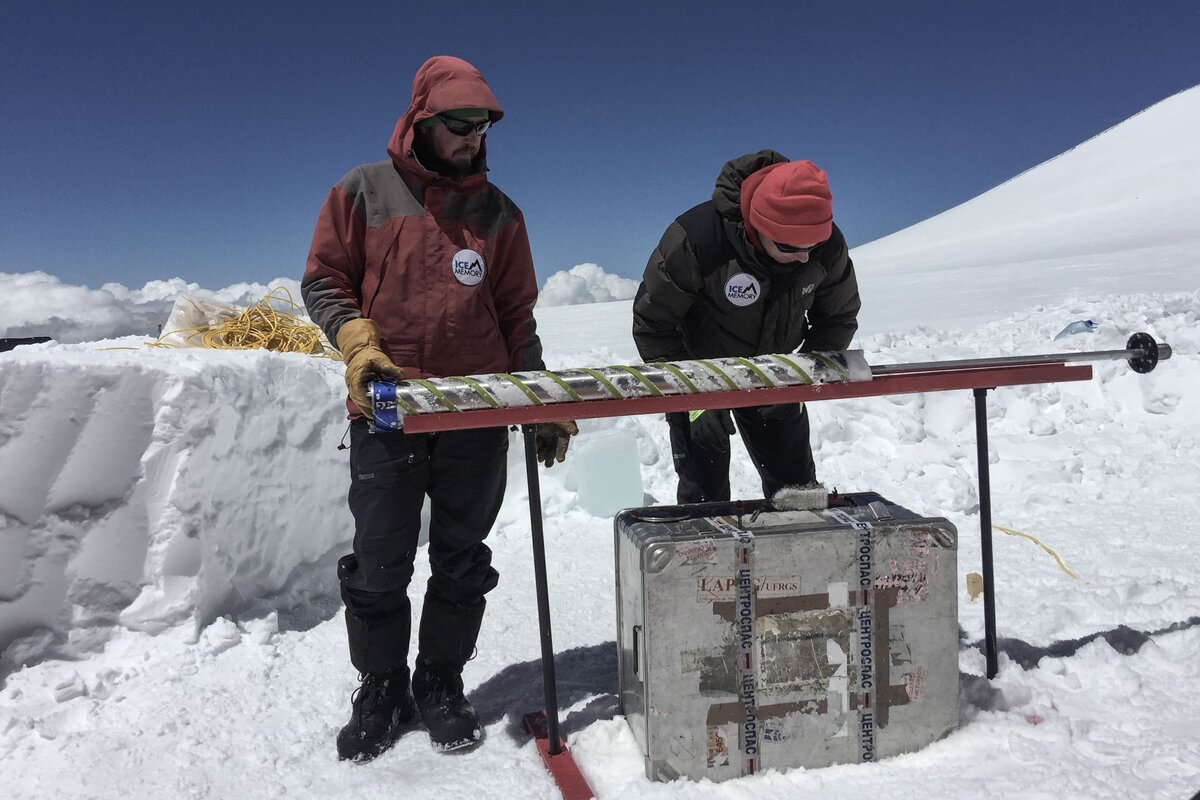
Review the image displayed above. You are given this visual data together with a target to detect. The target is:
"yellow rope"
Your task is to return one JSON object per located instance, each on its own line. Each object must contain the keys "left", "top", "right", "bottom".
{"left": 148, "top": 287, "right": 336, "bottom": 357}
{"left": 992, "top": 524, "right": 1079, "bottom": 579}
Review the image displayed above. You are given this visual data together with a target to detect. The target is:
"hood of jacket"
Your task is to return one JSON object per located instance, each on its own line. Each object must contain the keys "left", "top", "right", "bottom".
{"left": 712, "top": 150, "right": 788, "bottom": 220}
{"left": 386, "top": 55, "right": 504, "bottom": 182}
{"left": 710, "top": 150, "right": 800, "bottom": 279}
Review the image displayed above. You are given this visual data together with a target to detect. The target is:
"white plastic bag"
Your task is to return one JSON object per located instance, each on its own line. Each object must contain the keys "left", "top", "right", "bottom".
{"left": 157, "top": 294, "right": 245, "bottom": 348}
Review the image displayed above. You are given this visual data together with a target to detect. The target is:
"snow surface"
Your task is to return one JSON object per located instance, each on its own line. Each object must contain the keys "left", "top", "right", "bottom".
{"left": 2, "top": 87, "right": 1200, "bottom": 799}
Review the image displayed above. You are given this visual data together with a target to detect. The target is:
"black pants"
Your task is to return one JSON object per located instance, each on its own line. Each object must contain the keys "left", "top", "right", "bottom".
{"left": 666, "top": 403, "right": 816, "bottom": 504}
{"left": 339, "top": 419, "right": 509, "bottom": 675}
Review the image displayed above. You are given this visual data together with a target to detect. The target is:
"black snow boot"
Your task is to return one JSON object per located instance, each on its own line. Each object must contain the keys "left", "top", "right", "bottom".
{"left": 336, "top": 670, "right": 417, "bottom": 762}
{"left": 412, "top": 658, "right": 483, "bottom": 752}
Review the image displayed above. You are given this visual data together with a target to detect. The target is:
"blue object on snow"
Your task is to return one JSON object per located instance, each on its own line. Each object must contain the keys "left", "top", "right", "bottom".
{"left": 1054, "top": 319, "right": 1098, "bottom": 340}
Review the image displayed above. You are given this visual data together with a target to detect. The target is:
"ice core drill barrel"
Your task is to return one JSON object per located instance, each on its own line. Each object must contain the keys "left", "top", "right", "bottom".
{"left": 367, "top": 333, "right": 1171, "bottom": 433}
{"left": 369, "top": 351, "right": 870, "bottom": 432}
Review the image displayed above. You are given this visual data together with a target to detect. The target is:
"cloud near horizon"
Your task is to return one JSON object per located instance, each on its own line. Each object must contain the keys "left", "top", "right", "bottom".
{"left": 0, "top": 272, "right": 308, "bottom": 344}
{"left": 0, "top": 265, "right": 637, "bottom": 344}
{"left": 536, "top": 263, "right": 639, "bottom": 308}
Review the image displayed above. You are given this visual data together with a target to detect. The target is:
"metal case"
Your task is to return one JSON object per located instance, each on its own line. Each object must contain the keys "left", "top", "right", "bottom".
{"left": 614, "top": 492, "right": 959, "bottom": 782}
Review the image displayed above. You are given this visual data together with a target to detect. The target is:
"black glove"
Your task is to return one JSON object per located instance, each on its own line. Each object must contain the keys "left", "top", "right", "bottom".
{"left": 689, "top": 409, "right": 736, "bottom": 453}
{"left": 535, "top": 420, "right": 578, "bottom": 468}
{"left": 757, "top": 402, "right": 804, "bottom": 423}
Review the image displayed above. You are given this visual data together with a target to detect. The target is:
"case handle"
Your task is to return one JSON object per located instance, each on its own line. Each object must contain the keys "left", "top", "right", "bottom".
{"left": 632, "top": 625, "right": 642, "bottom": 679}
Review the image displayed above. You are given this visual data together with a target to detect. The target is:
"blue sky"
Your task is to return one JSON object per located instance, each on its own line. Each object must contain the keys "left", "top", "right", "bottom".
{"left": 2, "top": 1, "right": 1198, "bottom": 290}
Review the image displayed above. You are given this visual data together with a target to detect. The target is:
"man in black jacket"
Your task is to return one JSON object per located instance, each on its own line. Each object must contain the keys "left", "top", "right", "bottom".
{"left": 632, "top": 151, "right": 861, "bottom": 503}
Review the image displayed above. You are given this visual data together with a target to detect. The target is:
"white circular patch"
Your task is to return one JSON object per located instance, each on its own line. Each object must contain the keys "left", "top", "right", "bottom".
{"left": 724, "top": 273, "right": 761, "bottom": 307}
{"left": 451, "top": 249, "right": 486, "bottom": 286}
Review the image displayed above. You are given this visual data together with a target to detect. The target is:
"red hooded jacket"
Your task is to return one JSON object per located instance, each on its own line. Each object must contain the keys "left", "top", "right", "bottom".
{"left": 302, "top": 56, "right": 544, "bottom": 417}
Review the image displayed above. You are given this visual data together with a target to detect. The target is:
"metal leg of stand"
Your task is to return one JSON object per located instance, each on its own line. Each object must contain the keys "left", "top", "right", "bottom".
{"left": 973, "top": 388, "right": 999, "bottom": 679}
{"left": 522, "top": 424, "right": 562, "bottom": 754}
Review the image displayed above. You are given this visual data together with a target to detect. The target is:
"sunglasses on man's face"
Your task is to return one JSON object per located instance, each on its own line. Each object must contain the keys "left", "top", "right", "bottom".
{"left": 436, "top": 114, "right": 491, "bottom": 137}
{"left": 773, "top": 240, "right": 823, "bottom": 254}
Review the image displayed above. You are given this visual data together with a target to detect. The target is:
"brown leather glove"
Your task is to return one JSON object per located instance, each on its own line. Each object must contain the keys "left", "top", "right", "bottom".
{"left": 336, "top": 318, "right": 405, "bottom": 418}
{"left": 535, "top": 420, "right": 579, "bottom": 467}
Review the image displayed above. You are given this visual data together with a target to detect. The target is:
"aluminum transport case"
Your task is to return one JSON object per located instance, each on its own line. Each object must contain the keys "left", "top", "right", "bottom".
{"left": 614, "top": 491, "right": 959, "bottom": 782}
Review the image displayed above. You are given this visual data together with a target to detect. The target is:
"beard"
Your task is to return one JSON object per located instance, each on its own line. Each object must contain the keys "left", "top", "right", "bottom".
{"left": 412, "top": 131, "right": 484, "bottom": 179}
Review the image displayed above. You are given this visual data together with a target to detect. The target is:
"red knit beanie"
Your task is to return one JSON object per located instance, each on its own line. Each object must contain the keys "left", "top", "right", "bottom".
{"left": 741, "top": 161, "right": 833, "bottom": 247}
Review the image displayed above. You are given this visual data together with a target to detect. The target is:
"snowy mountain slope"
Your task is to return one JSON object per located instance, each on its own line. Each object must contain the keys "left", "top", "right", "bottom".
{"left": 851, "top": 85, "right": 1200, "bottom": 336}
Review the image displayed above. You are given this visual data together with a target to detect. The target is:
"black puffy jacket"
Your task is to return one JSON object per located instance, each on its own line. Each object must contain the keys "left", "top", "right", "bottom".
{"left": 632, "top": 150, "right": 861, "bottom": 363}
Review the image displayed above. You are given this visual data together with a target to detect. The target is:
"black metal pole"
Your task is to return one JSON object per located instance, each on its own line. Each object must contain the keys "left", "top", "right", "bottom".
{"left": 874, "top": 337, "right": 1172, "bottom": 376}
{"left": 521, "top": 424, "right": 563, "bottom": 754}
{"left": 973, "top": 389, "right": 999, "bottom": 679}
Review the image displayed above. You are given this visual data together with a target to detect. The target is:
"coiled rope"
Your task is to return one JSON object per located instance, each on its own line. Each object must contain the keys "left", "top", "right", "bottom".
{"left": 150, "top": 287, "right": 336, "bottom": 357}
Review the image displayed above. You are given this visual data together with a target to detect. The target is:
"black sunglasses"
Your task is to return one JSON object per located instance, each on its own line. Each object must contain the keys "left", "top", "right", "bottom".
{"left": 773, "top": 240, "right": 823, "bottom": 254}
{"left": 436, "top": 114, "right": 491, "bottom": 137}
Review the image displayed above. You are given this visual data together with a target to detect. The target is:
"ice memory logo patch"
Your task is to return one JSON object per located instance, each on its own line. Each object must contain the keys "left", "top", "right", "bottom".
{"left": 725, "top": 273, "right": 761, "bottom": 307}
{"left": 451, "top": 249, "right": 486, "bottom": 286}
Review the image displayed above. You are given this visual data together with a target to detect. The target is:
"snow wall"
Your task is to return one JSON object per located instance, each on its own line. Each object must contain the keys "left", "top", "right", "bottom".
{"left": 0, "top": 342, "right": 350, "bottom": 666}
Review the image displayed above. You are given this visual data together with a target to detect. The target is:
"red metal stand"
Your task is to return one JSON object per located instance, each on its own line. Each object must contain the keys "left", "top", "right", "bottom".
{"left": 520, "top": 425, "right": 597, "bottom": 798}
{"left": 523, "top": 711, "right": 595, "bottom": 800}
{"left": 399, "top": 362, "right": 1092, "bottom": 433}
{"left": 402, "top": 356, "right": 1110, "bottom": 794}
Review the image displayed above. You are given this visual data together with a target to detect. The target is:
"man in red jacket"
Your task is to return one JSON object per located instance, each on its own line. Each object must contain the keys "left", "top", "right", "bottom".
{"left": 302, "top": 55, "right": 576, "bottom": 761}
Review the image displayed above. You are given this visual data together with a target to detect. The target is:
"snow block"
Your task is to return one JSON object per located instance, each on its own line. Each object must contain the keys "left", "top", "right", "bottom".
{"left": 0, "top": 341, "right": 350, "bottom": 664}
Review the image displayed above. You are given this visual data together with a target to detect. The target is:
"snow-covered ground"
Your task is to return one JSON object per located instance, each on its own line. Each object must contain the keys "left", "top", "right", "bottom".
{"left": 2, "top": 87, "right": 1199, "bottom": 799}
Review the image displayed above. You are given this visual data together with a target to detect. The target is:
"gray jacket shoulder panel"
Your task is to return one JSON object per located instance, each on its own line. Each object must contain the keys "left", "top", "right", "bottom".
{"left": 337, "top": 161, "right": 425, "bottom": 227}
